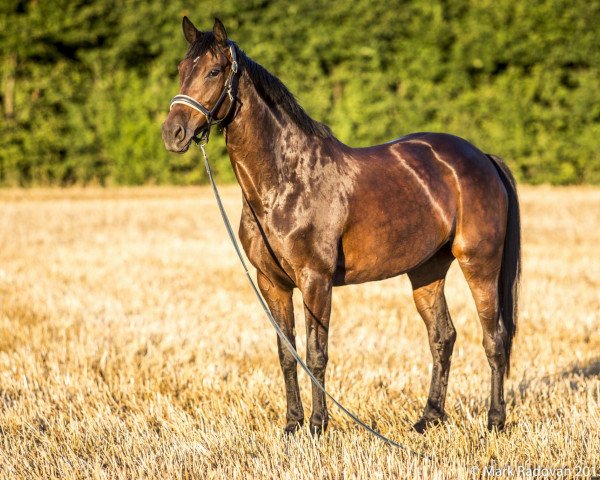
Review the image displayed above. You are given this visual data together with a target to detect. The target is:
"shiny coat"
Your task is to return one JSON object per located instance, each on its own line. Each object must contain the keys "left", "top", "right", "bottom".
{"left": 162, "top": 18, "right": 521, "bottom": 434}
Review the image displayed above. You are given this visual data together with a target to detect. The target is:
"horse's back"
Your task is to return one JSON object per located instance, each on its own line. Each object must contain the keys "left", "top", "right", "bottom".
{"left": 391, "top": 132, "right": 504, "bottom": 186}
{"left": 379, "top": 132, "right": 509, "bottom": 233}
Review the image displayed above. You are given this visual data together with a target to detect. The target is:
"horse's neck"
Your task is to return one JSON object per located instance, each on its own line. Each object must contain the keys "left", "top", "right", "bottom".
{"left": 224, "top": 75, "right": 321, "bottom": 214}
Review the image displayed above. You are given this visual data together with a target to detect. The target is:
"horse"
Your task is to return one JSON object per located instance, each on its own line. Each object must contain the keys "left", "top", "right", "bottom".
{"left": 162, "top": 17, "right": 521, "bottom": 435}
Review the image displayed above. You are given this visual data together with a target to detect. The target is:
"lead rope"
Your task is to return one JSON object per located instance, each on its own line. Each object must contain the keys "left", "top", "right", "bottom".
{"left": 198, "top": 138, "right": 432, "bottom": 461}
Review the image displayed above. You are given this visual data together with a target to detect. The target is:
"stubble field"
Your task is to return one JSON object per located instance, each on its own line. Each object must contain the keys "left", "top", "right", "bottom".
{"left": 0, "top": 186, "right": 598, "bottom": 479}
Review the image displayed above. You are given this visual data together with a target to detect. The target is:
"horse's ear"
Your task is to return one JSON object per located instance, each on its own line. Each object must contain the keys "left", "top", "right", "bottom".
{"left": 213, "top": 17, "right": 228, "bottom": 46}
{"left": 182, "top": 16, "right": 200, "bottom": 45}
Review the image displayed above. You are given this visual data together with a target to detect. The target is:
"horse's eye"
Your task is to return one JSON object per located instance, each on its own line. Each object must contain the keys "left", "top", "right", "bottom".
{"left": 208, "top": 68, "right": 221, "bottom": 78}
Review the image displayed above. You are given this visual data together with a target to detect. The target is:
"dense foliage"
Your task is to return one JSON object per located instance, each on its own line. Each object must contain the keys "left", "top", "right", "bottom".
{"left": 1, "top": 0, "right": 599, "bottom": 185}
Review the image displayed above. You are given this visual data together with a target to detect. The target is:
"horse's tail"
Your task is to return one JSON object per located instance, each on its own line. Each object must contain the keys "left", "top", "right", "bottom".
{"left": 487, "top": 154, "right": 521, "bottom": 377}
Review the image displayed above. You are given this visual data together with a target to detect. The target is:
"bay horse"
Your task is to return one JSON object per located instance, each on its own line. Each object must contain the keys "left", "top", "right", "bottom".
{"left": 162, "top": 17, "right": 521, "bottom": 435}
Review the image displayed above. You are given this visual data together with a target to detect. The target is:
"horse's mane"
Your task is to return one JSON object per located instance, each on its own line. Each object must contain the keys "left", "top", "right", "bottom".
{"left": 186, "top": 33, "right": 333, "bottom": 139}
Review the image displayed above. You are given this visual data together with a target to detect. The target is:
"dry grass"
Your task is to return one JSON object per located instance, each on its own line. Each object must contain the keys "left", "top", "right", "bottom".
{"left": 0, "top": 185, "right": 598, "bottom": 479}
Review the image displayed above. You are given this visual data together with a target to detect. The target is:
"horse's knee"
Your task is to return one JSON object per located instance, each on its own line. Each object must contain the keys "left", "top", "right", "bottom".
{"left": 306, "top": 321, "right": 328, "bottom": 372}
{"left": 306, "top": 346, "right": 328, "bottom": 372}
{"left": 278, "top": 347, "right": 297, "bottom": 371}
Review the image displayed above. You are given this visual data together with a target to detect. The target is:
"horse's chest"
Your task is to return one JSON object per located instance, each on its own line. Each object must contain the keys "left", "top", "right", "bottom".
{"left": 240, "top": 200, "right": 342, "bottom": 286}
{"left": 239, "top": 209, "right": 296, "bottom": 286}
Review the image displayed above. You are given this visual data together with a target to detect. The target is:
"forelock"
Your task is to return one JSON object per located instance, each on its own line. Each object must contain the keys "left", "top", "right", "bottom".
{"left": 185, "top": 32, "right": 220, "bottom": 60}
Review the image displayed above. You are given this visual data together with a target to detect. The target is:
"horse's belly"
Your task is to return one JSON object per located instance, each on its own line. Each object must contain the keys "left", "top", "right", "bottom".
{"left": 334, "top": 147, "right": 457, "bottom": 286}
{"left": 335, "top": 206, "right": 452, "bottom": 286}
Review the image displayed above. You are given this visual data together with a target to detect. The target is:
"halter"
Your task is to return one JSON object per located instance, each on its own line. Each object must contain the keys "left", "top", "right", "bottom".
{"left": 169, "top": 43, "right": 239, "bottom": 140}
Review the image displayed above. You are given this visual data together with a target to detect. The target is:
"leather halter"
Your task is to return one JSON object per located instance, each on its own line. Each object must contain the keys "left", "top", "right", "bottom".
{"left": 169, "top": 43, "right": 239, "bottom": 138}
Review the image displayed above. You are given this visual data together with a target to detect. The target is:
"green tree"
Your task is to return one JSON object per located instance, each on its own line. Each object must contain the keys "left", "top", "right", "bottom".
{"left": 1, "top": 0, "right": 599, "bottom": 185}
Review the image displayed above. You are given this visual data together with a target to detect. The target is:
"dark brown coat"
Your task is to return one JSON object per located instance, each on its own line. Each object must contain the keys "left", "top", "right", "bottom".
{"left": 163, "top": 18, "right": 521, "bottom": 434}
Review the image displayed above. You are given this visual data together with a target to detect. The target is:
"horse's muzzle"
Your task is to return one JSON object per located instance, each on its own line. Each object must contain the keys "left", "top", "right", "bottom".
{"left": 162, "top": 117, "right": 193, "bottom": 153}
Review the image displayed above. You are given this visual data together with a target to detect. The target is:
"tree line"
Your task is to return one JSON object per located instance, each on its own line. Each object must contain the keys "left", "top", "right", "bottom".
{"left": 1, "top": 0, "right": 598, "bottom": 186}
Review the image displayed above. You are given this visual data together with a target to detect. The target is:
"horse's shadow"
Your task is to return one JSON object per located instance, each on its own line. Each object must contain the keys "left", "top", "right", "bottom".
{"left": 564, "top": 358, "right": 600, "bottom": 377}
{"left": 513, "top": 356, "right": 600, "bottom": 401}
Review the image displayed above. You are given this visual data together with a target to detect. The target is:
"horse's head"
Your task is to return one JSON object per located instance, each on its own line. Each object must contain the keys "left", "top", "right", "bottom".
{"left": 162, "top": 17, "right": 238, "bottom": 153}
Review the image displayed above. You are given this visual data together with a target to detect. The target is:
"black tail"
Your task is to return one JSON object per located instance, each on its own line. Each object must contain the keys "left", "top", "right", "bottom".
{"left": 487, "top": 154, "right": 521, "bottom": 377}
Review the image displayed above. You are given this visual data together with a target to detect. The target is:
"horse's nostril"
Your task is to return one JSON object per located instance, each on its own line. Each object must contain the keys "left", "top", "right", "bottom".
{"left": 174, "top": 124, "right": 185, "bottom": 141}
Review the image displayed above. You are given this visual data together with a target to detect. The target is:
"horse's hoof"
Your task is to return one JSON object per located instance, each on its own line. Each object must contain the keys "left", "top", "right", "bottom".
{"left": 412, "top": 415, "right": 443, "bottom": 434}
{"left": 284, "top": 420, "right": 303, "bottom": 435}
{"left": 309, "top": 421, "right": 328, "bottom": 437}
{"left": 487, "top": 411, "right": 506, "bottom": 432}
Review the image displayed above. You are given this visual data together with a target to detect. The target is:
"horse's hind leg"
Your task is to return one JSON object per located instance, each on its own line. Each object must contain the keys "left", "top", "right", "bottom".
{"left": 454, "top": 244, "right": 508, "bottom": 431}
{"left": 407, "top": 245, "right": 456, "bottom": 433}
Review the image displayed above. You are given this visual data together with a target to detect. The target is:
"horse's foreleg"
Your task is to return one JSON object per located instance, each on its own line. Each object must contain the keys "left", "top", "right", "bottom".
{"left": 299, "top": 269, "right": 333, "bottom": 436}
{"left": 257, "top": 272, "right": 304, "bottom": 433}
